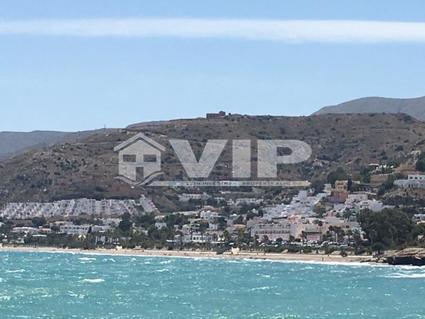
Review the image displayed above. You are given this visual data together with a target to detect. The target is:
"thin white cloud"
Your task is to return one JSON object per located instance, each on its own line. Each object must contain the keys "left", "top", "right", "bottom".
{"left": 0, "top": 18, "right": 425, "bottom": 43}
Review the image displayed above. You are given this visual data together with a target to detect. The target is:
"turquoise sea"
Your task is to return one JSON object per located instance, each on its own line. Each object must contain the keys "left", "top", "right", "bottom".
{"left": 0, "top": 252, "right": 424, "bottom": 318}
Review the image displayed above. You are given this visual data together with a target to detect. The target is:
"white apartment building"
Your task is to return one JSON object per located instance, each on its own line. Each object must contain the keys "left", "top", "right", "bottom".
{"left": 199, "top": 209, "right": 220, "bottom": 222}
{"left": 0, "top": 198, "right": 139, "bottom": 220}
{"left": 394, "top": 174, "right": 425, "bottom": 189}
{"left": 182, "top": 232, "right": 213, "bottom": 244}
{"left": 59, "top": 223, "right": 111, "bottom": 235}
{"left": 178, "top": 193, "right": 211, "bottom": 202}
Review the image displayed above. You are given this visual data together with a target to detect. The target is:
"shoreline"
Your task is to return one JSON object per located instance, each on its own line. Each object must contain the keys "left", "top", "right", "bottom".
{"left": 0, "top": 246, "right": 374, "bottom": 265}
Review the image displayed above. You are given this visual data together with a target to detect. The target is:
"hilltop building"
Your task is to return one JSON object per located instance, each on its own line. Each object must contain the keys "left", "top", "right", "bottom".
{"left": 206, "top": 111, "right": 226, "bottom": 119}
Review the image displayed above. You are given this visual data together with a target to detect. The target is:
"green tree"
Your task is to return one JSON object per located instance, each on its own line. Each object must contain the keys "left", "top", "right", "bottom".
{"left": 377, "top": 175, "right": 397, "bottom": 196}
{"left": 135, "top": 213, "right": 155, "bottom": 228}
{"left": 358, "top": 208, "right": 415, "bottom": 249}
{"left": 359, "top": 166, "right": 372, "bottom": 183}
{"left": 31, "top": 216, "right": 46, "bottom": 228}
{"left": 164, "top": 214, "right": 188, "bottom": 228}
{"left": 118, "top": 213, "right": 132, "bottom": 233}
{"left": 327, "top": 167, "right": 349, "bottom": 187}
{"left": 313, "top": 204, "right": 326, "bottom": 217}
{"left": 416, "top": 152, "right": 425, "bottom": 172}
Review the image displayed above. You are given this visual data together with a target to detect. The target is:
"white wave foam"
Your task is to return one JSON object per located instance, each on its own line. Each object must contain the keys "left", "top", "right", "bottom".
{"left": 155, "top": 268, "right": 170, "bottom": 273}
{"left": 81, "top": 278, "right": 105, "bottom": 283}
{"left": 5, "top": 248, "right": 424, "bottom": 270}
{"left": 5, "top": 269, "right": 25, "bottom": 273}
{"left": 385, "top": 273, "right": 425, "bottom": 279}
{"left": 249, "top": 286, "right": 272, "bottom": 291}
{"left": 79, "top": 257, "right": 96, "bottom": 261}
{"left": 240, "top": 257, "right": 386, "bottom": 268}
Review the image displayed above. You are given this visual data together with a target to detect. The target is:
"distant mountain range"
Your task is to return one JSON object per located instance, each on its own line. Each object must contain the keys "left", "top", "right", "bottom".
{"left": 0, "top": 129, "right": 111, "bottom": 159}
{"left": 313, "top": 96, "right": 425, "bottom": 121}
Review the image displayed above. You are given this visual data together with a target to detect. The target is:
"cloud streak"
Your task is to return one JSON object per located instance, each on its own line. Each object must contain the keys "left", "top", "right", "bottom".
{"left": 0, "top": 18, "right": 425, "bottom": 43}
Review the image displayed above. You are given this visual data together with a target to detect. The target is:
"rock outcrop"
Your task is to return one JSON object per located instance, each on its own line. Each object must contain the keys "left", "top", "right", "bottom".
{"left": 382, "top": 248, "right": 425, "bottom": 266}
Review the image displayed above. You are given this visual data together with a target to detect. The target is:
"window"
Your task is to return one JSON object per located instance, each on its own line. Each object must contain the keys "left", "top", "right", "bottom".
{"left": 123, "top": 154, "right": 136, "bottom": 162}
{"left": 143, "top": 154, "right": 157, "bottom": 163}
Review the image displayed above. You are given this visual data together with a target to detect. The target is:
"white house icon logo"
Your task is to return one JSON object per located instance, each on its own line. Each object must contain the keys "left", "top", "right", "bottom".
{"left": 114, "top": 133, "right": 166, "bottom": 186}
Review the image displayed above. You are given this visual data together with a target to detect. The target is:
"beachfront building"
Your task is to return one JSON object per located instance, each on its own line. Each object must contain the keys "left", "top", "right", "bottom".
{"left": 59, "top": 223, "right": 111, "bottom": 235}
{"left": 290, "top": 223, "right": 322, "bottom": 242}
{"left": 250, "top": 221, "right": 291, "bottom": 242}
{"left": 182, "top": 232, "right": 214, "bottom": 244}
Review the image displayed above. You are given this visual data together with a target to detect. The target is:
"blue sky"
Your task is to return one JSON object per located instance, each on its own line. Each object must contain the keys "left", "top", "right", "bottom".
{"left": 1, "top": 0, "right": 425, "bottom": 131}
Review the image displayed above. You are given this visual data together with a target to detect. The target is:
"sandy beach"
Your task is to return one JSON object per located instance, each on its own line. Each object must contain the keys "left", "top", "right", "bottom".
{"left": 0, "top": 246, "right": 373, "bottom": 264}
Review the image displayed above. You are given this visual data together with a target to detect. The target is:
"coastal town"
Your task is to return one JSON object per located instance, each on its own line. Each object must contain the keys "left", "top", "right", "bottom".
{"left": 1, "top": 162, "right": 424, "bottom": 261}
{"left": 3, "top": 2, "right": 425, "bottom": 317}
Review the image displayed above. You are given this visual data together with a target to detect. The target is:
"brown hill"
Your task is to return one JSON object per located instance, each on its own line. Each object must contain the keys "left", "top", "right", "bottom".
{"left": 0, "top": 113, "right": 424, "bottom": 208}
